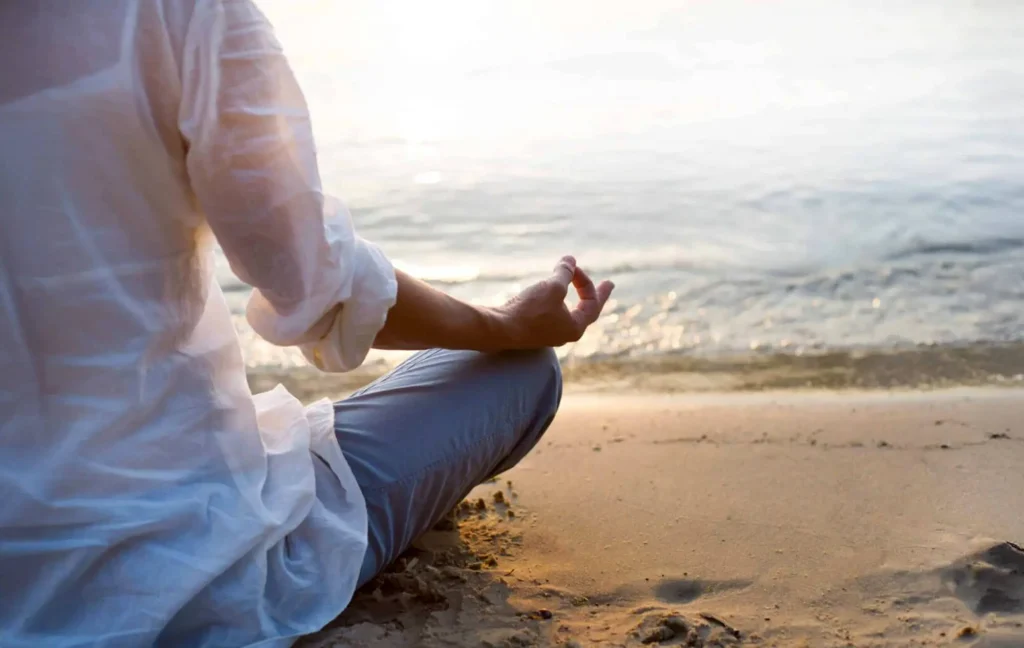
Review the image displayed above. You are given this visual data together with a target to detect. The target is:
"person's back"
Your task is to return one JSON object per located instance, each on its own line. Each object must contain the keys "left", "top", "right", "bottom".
{"left": 1, "top": 2, "right": 614, "bottom": 646}
{"left": 0, "top": 2, "right": 376, "bottom": 645}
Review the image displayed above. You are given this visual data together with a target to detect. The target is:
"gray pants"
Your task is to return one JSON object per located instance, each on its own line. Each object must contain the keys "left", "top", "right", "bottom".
{"left": 328, "top": 348, "right": 562, "bottom": 585}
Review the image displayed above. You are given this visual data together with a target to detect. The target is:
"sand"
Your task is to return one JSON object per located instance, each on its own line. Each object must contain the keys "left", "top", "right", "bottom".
{"left": 300, "top": 388, "right": 1024, "bottom": 647}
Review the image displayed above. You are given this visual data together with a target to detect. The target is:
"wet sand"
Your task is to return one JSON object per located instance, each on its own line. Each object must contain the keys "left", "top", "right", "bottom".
{"left": 302, "top": 388, "right": 1024, "bottom": 647}
{"left": 248, "top": 342, "right": 1024, "bottom": 402}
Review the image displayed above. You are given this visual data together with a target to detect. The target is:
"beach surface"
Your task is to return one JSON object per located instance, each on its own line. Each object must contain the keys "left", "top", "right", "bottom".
{"left": 301, "top": 388, "right": 1024, "bottom": 647}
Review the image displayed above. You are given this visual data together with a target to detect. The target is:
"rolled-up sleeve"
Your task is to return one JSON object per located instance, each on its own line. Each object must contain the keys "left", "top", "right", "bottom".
{"left": 177, "top": 0, "right": 396, "bottom": 371}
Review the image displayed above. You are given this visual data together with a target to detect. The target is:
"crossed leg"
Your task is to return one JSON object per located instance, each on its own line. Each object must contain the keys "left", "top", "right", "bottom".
{"left": 329, "top": 348, "right": 562, "bottom": 586}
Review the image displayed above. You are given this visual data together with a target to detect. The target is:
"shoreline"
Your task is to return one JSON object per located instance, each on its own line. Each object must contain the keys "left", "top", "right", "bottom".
{"left": 305, "top": 388, "right": 1024, "bottom": 647}
{"left": 248, "top": 341, "right": 1024, "bottom": 405}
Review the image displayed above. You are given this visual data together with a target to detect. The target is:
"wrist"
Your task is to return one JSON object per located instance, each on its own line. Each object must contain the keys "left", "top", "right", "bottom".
{"left": 478, "top": 306, "right": 523, "bottom": 352}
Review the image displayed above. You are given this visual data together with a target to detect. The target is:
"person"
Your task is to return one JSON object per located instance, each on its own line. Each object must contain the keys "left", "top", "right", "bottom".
{"left": 0, "top": 1, "right": 613, "bottom": 646}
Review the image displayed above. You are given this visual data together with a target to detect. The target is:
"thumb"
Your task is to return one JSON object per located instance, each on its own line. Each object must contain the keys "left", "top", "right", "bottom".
{"left": 550, "top": 255, "right": 577, "bottom": 288}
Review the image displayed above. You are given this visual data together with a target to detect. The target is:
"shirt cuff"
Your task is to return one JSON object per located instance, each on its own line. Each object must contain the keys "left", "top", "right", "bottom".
{"left": 298, "top": 237, "right": 397, "bottom": 372}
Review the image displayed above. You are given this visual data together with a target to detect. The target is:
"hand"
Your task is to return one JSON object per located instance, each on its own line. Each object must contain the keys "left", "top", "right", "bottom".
{"left": 495, "top": 256, "right": 615, "bottom": 348}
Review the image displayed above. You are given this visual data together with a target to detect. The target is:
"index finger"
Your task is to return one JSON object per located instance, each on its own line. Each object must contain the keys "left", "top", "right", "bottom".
{"left": 572, "top": 266, "right": 597, "bottom": 301}
{"left": 570, "top": 279, "right": 615, "bottom": 331}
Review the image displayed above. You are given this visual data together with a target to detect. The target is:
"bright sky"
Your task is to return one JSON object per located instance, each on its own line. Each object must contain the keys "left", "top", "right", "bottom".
{"left": 254, "top": 0, "right": 977, "bottom": 148}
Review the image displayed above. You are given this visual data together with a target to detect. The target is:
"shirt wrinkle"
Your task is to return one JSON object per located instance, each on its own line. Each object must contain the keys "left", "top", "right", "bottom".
{"left": 0, "top": 1, "right": 398, "bottom": 646}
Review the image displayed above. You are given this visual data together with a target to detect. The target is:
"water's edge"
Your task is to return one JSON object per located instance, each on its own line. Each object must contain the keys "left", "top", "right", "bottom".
{"left": 247, "top": 341, "right": 1024, "bottom": 403}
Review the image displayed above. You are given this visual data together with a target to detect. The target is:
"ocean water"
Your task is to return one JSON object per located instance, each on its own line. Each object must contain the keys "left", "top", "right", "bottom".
{"left": 231, "top": 0, "right": 1024, "bottom": 385}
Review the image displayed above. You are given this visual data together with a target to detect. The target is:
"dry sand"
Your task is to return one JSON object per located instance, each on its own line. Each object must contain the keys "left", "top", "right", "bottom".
{"left": 301, "top": 388, "right": 1024, "bottom": 647}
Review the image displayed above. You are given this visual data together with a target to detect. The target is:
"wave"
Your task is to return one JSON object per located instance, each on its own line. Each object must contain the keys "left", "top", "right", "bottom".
{"left": 403, "top": 258, "right": 711, "bottom": 287}
{"left": 217, "top": 232, "right": 1024, "bottom": 292}
{"left": 218, "top": 255, "right": 705, "bottom": 291}
{"left": 884, "top": 236, "right": 1024, "bottom": 262}
{"left": 408, "top": 237, "right": 1024, "bottom": 288}
{"left": 559, "top": 342, "right": 1024, "bottom": 392}
{"left": 245, "top": 341, "right": 1024, "bottom": 398}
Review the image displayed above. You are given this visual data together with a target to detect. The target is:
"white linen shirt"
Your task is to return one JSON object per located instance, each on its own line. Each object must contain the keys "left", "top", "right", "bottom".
{"left": 0, "top": 1, "right": 397, "bottom": 646}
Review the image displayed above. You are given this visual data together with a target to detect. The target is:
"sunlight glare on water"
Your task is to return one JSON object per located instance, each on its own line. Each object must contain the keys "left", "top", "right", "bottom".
{"left": 235, "top": 0, "right": 1024, "bottom": 371}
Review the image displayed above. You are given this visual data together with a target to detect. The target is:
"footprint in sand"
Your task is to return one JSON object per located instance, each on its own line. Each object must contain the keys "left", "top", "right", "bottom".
{"left": 838, "top": 541, "right": 1024, "bottom": 646}
{"left": 653, "top": 578, "right": 752, "bottom": 605}
{"left": 942, "top": 541, "right": 1024, "bottom": 615}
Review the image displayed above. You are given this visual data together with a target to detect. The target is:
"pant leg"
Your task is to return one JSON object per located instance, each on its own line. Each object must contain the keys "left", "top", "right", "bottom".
{"left": 331, "top": 347, "right": 562, "bottom": 587}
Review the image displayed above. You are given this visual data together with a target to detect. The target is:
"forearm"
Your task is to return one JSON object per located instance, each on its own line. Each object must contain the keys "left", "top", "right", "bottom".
{"left": 372, "top": 269, "right": 516, "bottom": 352}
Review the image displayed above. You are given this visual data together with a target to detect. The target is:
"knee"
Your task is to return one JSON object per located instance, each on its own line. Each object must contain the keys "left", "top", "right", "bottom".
{"left": 515, "top": 347, "right": 562, "bottom": 417}
{"left": 484, "top": 347, "right": 562, "bottom": 418}
{"left": 522, "top": 346, "right": 561, "bottom": 386}
{"left": 485, "top": 348, "right": 561, "bottom": 476}
{"left": 542, "top": 346, "right": 562, "bottom": 395}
